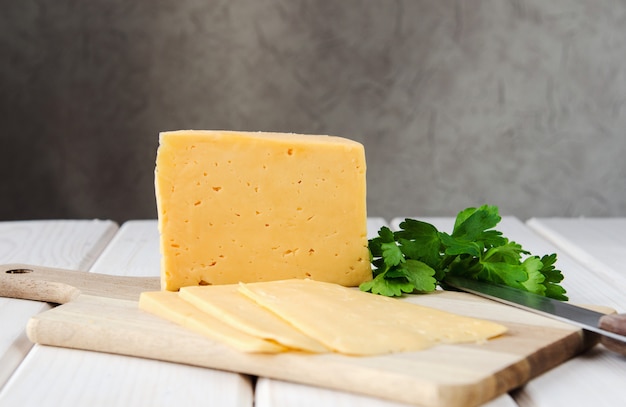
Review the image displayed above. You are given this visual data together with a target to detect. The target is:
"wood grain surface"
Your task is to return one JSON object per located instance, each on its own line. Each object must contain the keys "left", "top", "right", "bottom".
{"left": 2, "top": 264, "right": 602, "bottom": 407}
{"left": 0, "top": 220, "right": 118, "bottom": 389}
{"left": 0, "top": 263, "right": 159, "bottom": 303}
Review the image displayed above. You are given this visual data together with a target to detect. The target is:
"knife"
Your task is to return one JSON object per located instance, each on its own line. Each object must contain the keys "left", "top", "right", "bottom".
{"left": 444, "top": 276, "right": 626, "bottom": 356}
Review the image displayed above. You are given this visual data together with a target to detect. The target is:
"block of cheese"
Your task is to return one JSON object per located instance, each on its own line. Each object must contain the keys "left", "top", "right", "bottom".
{"left": 155, "top": 130, "right": 371, "bottom": 291}
{"left": 238, "top": 279, "right": 508, "bottom": 356}
{"left": 179, "top": 284, "right": 328, "bottom": 353}
{"left": 139, "top": 290, "right": 286, "bottom": 353}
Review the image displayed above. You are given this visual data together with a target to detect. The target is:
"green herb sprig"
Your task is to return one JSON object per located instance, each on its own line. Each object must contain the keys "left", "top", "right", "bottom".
{"left": 360, "top": 205, "right": 568, "bottom": 300}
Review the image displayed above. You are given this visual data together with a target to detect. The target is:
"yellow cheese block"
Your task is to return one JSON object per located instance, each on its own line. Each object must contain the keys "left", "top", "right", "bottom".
{"left": 238, "top": 279, "right": 508, "bottom": 356}
{"left": 139, "top": 290, "right": 286, "bottom": 353}
{"left": 179, "top": 284, "right": 328, "bottom": 353}
{"left": 155, "top": 130, "right": 371, "bottom": 291}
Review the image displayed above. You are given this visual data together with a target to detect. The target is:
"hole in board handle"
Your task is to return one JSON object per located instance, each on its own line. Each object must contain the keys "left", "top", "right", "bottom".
{"left": 6, "top": 268, "right": 34, "bottom": 274}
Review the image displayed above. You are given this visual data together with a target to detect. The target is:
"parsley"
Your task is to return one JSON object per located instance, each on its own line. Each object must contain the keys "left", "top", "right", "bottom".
{"left": 360, "top": 205, "right": 568, "bottom": 301}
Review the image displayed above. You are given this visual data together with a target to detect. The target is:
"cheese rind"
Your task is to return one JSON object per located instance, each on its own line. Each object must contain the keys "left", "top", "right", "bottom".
{"left": 155, "top": 130, "right": 371, "bottom": 291}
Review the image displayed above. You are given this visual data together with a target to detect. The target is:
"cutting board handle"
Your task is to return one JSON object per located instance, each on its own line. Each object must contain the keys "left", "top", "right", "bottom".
{"left": 0, "top": 263, "right": 161, "bottom": 303}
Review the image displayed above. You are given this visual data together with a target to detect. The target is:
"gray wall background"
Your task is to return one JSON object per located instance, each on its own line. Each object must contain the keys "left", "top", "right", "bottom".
{"left": 2, "top": 0, "right": 626, "bottom": 223}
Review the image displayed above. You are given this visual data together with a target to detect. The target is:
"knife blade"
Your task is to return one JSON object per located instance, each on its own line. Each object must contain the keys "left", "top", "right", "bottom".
{"left": 444, "top": 276, "right": 626, "bottom": 356}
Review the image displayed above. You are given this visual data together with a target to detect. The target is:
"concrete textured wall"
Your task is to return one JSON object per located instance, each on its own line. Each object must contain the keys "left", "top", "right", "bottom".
{"left": 2, "top": 1, "right": 626, "bottom": 222}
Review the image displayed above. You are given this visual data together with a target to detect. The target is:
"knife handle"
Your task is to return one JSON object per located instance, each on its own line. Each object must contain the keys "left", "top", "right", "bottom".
{"left": 599, "top": 314, "right": 626, "bottom": 356}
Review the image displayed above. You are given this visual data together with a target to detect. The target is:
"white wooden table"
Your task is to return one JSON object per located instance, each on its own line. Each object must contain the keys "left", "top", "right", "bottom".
{"left": 0, "top": 217, "right": 624, "bottom": 406}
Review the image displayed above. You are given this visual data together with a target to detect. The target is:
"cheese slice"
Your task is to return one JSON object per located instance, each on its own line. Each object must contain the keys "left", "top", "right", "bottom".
{"left": 139, "top": 291, "right": 285, "bottom": 353}
{"left": 179, "top": 285, "right": 329, "bottom": 353}
{"left": 155, "top": 130, "right": 371, "bottom": 291}
{"left": 238, "top": 279, "right": 508, "bottom": 356}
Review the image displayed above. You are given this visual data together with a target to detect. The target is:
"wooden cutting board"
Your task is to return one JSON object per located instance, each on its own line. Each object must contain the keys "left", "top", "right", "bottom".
{"left": 0, "top": 263, "right": 605, "bottom": 407}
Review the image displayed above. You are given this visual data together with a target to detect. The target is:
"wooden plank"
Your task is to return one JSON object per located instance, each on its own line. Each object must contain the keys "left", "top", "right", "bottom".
{"left": 0, "top": 219, "right": 117, "bottom": 390}
{"left": 367, "top": 217, "right": 388, "bottom": 238}
{"left": 0, "top": 220, "right": 254, "bottom": 407}
{"left": 0, "top": 345, "right": 253, "bottom": 407}
{"left": 0, "top": 219, "right": 118, "bottom": 271}
{"left": 255, "top": 378, "right": 519, "bottom": 407}
{"left": 520, "top": 217, "right": 626, "bottom": 405}
{"left": 89, "top": 220, "right": 161, "bottom": 277}
{"left": 526, "top": 217, "right": 626, "bottom": 284}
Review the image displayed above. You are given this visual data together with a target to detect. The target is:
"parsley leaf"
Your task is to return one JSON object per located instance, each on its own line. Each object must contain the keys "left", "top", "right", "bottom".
{"left": 395, "top": 219, "right": 441, "bottom": 269}
{"left": 359, "top": 204, "right": 568, "bottom": 301}
{"left": 359, "top": 273, "right": 415, "bottom": 297}
{"left": 381, "top": 241, "right": 404, "bottom": 268}
{"left": 391, "top": 260, "right": 437, "bottom": 292}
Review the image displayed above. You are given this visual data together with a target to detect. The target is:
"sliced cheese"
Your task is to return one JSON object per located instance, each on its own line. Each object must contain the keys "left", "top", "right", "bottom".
{"left": 155, "top": 130, "right": 371, "bottom": 291}
{"left": 139, "top": 291, "right": 285, "bottom": 353}
{"left": 179, "top": 284, "right": 329, "bottom": 353}
{"left": 238, "top": 279, "right": 508, "bottom": 356}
